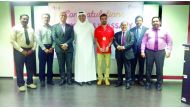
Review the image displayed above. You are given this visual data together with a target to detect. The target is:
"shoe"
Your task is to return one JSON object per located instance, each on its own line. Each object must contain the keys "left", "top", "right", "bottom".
{"left": 67, "top": 79, "right": 73, "bottom": 85}
{"left": 19, "top": 86, "right": 26, "bottom": 92}
{"left": 59, "top": 79, "right": 66, "bottom": 86}
{"left": 156, "top": 84, "right": 162, "bottom": 91}
{"left": 86, "top": 81, "right": 92, "bottom": 85}
{"left": 138, "top": 80, "right": 145, "bottom": 86}
{"left": 125, "top": 83, "right": 131, "bottom": 89}
{"left": 105, "top": 79, "right": 110, "bottom": 86}
{"left": 115, "top": 82, "right": 122, "bottom": 87}
{"left": 77, "top": 82, "right": 83, "bottom": 86}
{"left": 40, "top": 81, "right": 45, "bottom": 87}
{"left": 27, "top": 84, "right": 37, "bottom": 89}
{"left": 97, "top": 79, "right": 102, "bottom": 85}
{"left": 47, "top": 81, "right": 54, "bottom": 85}
{"left": 145, "top": 83, "right": 152, "bottom": 90}
{"left": 130, "top": 81, "right": 135, "bottom": 86}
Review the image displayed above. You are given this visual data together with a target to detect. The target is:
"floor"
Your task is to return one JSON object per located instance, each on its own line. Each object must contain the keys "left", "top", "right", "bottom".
{"left": 0, "top": 78, "right": 189, "bottom": 107}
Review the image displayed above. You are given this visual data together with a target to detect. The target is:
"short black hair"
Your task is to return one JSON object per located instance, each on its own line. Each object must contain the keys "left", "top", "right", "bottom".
{"left": 42, "top": 13, "right": 50, "bottom": 19}
{"left": 152, "top": 16, "right": 160, "bottom": 22}
{"left": 135, "top": 15, "right": 143, "bottom": 22}
{"left": 20, "top": 14, "right": 29, "bottom": 20}
{"left": 100, "top": 13, "right": 107, "bottom": 19}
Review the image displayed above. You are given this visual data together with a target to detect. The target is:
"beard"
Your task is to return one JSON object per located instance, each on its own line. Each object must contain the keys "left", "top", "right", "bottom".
{"left": 101, "top": 21, "right": 107, "bottom": 25}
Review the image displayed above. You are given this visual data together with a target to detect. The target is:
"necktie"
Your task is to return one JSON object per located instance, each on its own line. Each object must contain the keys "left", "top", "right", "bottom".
{"left": 24, "top": 28, "right": 30, "bottom": 45}
{"left": 137, "top": 28, "right": 141, "bottom": 45}
{"left": 121, "top": 32, "right": 126, "bottom": 45}
{"left": 137, "top": 27, "right": 141, "bottom": 39}
{"left": 154, "top": 30, "right": 158, "bottom": 51}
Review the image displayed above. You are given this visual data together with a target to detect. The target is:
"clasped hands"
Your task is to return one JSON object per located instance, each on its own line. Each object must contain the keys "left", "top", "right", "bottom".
{"left": 116, "top": 45, "right": 125, "bottom": 51}
{"left": 21, "top": 50, "right": 34, "bottom": 56}
{"left": 44, "top": 48, "right": 54, "bottom": 54}
{"left": 60, "top": 43, "right": 68, "bottom": 51}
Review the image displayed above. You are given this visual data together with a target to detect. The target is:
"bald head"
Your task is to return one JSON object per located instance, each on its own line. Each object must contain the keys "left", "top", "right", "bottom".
{"left": 59, "top": 12, "right": 67, "bottom": 24}
{"left": 120, "top": 21, "right": 128, "bottom": 31}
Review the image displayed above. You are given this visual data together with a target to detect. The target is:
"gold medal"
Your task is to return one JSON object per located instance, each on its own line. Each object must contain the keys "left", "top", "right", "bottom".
{"left": 102, "top": 36, "right": 106, "bottom": 41}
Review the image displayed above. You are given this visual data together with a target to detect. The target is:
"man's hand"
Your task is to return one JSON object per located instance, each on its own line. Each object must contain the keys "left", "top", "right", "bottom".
{"left": 166, "top": 52, "right": 171, "bottom": 58}
{"left": 27, "top": 50, "right": 34, "bottom": 56}
{"left": 61, "top": 43, "right": 68, "bottom": 51}
{"left": 105, "top": 46, "right": 109, "bottom": 52}
{"left": 141, "top": 52, "right": 146, "bottom": 58}
{"left": 48, "top": 48, "right": 54, "bottom": 53}
{"left": 44, "top": 49, "right": 49, "bottom": 53}
{"left": 21, "top": 50, "right": 28, "bottom": 56}
{"left": 117, "top": 45, "right": 124, "bottom": 51}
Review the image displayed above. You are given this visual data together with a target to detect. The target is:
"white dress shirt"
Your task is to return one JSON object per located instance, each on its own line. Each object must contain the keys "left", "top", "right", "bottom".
{"left": 10, "top": 24, "right": 36, "bottom": 52}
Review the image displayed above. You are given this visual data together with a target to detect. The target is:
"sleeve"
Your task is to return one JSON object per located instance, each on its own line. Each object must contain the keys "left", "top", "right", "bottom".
{"left": 35, "top": 28, "right": 46, "bottom": 50}
{"left": 10, "top": 27, "right": 23, "bottom": 52}
{"left": 124, "top": 32, "right": 134, "bottom": 50}
{"left": 52, "top": 25, "right": 62, "bottom": 46}
{"left": 65, "top": 26, "right": 74, "bottom": 45}
{"left": 141, "top": 32, "right": 148, "bottom": 53}
{"left": 113, "top": 33, "right": 119, "bottom": 48}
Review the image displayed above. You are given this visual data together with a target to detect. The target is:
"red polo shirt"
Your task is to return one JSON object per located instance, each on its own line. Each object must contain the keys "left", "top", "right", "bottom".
{"left": 94, "top": 25, "right": 114, "bottom": 54}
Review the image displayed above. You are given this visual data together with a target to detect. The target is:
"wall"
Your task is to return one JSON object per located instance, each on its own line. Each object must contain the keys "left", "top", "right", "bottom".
{"left": 162, "top": 5, "right": 189, "bottom": 76}
{"left": 0, "top": 2, "right": 14, "bottom": 77}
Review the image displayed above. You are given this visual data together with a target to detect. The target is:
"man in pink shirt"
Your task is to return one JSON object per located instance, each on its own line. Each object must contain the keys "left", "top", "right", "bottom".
{"left": 141, "top": 16, "right": 173, "bottom": 91}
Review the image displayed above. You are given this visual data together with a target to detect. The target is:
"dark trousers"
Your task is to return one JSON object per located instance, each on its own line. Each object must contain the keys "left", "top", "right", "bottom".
{"left": 145, "top": 49, "right": 165, "bottom": 85}
{"left": 56, "top": 52, "right": 73, "bottom": 81}
{"left": 14, "top": 48, "right": 36, "bottom": 87}
{"left": 116, "top": 51, "right": 131, "bottom": 84}
{"left": 38, "top": 45, "right": 54, "bottom": 83}
{"left": 131, "top": 51, "right": 145, "bottom": 82}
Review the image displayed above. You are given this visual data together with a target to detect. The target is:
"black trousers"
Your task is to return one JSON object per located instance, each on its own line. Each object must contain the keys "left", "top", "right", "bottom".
{"left": 116, "top": 51, "right": 131, "bottom": 84}
{"left": 145, "top": 49, "right": 165, "bottom": 85}
{"left": 56, "top": 52, "right": 73, "bottom": 81}
{"left": 38, "top": 44, "right": 54, "bottom": 83}
{"left": 131, "top": 51, "right": 145, "bottom": 82}
{"left": 14, "top": 48, "right": 36, "bottom": 87}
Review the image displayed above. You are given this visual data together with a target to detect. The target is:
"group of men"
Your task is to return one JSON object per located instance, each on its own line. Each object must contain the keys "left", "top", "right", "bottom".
{"left": 10, "top": 11, "right": 172, "bottom": 92}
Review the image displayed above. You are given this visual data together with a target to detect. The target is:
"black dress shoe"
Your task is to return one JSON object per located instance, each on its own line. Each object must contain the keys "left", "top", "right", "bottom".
{"left": 138, "top": 81, "right": 145, "bottom": 86}
{"left": 40, "top": 81, "right": 45, "bottom": 87}
{"left": 125, "top": 83, "right": 131, "bottom": 89}
{"left": 86, "top": 81, "right": 92, "bottom": 85}
{"left": 77, "top": 82, "right": 83, "bottom": 86}
{"left": 67, "top": 79, "right": 73, "bottom": 85}
{"left": 156, "top": 84, "right": 162, "bottom": 91}
{"left": 59, "top": 79, "right": 66, "bottom": 86}
{"left": 47, "top": 81, "right": 54, "bottom": 85}
{"left": 130, "top": 81, "right": 135, "bottom": 86}
{"left": 115, "top": 82, "right": 122, "bottom": 87}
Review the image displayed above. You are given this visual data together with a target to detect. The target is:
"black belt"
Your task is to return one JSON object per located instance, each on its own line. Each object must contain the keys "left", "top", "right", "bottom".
{"left": 146, "top": 48, "right": 165, "bottom": 52}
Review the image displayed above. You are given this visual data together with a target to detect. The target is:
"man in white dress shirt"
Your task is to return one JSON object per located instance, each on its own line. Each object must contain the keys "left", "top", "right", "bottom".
{"left": 11, "top": 14, "right": 37, "bottom": 92}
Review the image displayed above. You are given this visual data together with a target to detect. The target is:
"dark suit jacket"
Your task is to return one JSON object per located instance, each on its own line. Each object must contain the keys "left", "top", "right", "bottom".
{"left": 130, "top": 26, "right": 148, "bottom": 54}
{"left": 113, "top": 31, "right": 135, "bottom": 60}
{"left": 52, "top": 23, "right": 74, "bottom": 53}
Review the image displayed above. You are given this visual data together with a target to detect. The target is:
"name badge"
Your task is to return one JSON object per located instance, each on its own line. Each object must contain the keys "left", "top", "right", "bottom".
{"left": 102, "top": 36, "right": 106, "bottom": 41}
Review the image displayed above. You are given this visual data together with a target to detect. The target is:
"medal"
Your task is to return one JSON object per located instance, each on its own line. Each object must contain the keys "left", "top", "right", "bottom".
{"left": 102, "top": 36, "right": 106, "bottom": 41}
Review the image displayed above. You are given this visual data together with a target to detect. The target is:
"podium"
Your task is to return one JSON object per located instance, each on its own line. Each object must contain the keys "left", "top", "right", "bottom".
{"left": 181, "top": 44, "right": 190, "bottom": 104}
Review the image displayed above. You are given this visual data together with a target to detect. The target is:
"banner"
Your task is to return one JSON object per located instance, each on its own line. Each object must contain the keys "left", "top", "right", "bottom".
{"left": 48, "top": 2, "right": 144, "bottom": 33}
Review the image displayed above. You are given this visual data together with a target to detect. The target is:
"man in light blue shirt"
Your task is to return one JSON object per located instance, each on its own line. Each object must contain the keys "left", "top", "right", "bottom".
{"left": 36, "top": 13, "right": 55, "bottom": 87}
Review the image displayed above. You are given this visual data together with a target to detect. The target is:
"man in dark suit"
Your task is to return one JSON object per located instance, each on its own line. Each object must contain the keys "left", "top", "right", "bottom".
{"left": 113, "top": 21, "right": 134, "bottom": 89}
{"left": 52, "top": 12, "right": 74, "bottom": 85}
{"left": 130, "top": 16, "right": 148, "bottom": 86}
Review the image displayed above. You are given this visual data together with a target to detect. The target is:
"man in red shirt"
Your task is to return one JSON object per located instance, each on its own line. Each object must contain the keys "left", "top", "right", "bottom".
{"left": 94, "top": 13, "right": 114, "bottom": 86}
